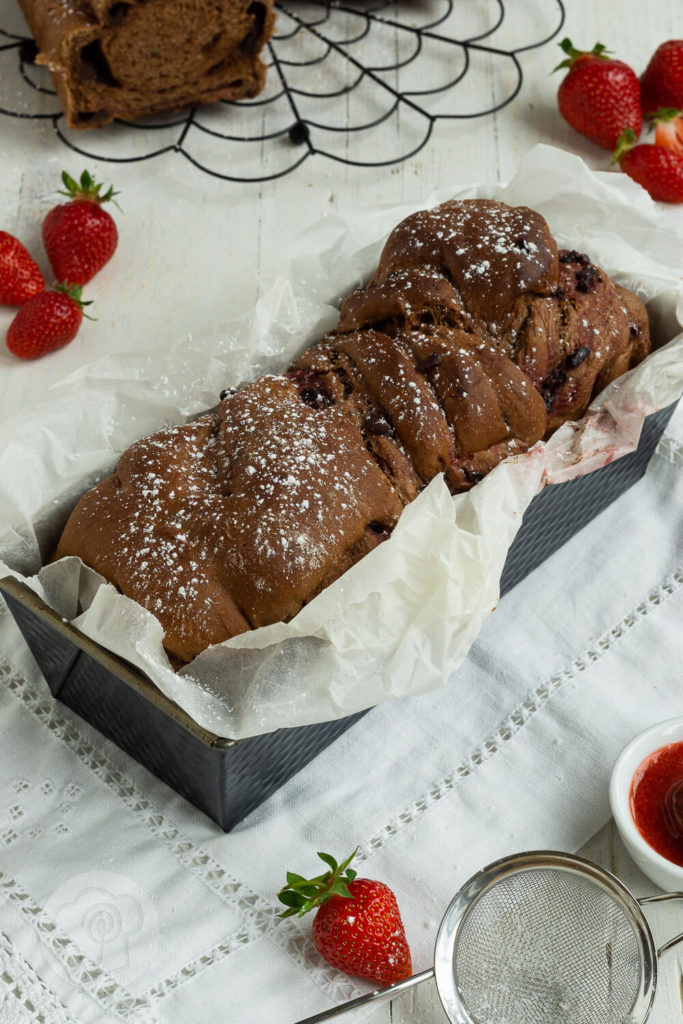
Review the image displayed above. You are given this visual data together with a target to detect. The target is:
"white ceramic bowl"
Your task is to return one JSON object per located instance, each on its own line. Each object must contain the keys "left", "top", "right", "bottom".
{"left": 609, "top": 717, "right": 683, "bottom": 893}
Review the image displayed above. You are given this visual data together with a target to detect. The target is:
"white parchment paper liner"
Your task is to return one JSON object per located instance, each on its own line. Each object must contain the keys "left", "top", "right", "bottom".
{"left": 0, "top": 145, "right": 681, "bottom": 739}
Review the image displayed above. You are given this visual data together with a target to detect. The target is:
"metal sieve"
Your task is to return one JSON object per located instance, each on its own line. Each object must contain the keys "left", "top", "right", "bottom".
{"left": 293, "top": 850, "right": 683, "bottom": 1024}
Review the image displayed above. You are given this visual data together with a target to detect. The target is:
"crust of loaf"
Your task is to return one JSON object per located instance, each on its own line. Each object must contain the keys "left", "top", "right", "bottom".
{"left": 54, "top": 200, "right": 652, "bottom": 664}
{"left": 18, "top": 0, "right": 276, "bottom": 128}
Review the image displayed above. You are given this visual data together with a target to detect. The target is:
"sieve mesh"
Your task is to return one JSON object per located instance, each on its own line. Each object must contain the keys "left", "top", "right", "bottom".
{"left": 453, "top": 867, "right": 642, "bottom": 1024}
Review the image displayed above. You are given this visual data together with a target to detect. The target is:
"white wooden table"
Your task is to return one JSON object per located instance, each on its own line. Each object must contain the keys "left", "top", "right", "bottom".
{"left": 0, "top": 0, "right": 681, "bottom": 1021}
{"left": 2, "top": 0, "right": 682, "bottom": 424}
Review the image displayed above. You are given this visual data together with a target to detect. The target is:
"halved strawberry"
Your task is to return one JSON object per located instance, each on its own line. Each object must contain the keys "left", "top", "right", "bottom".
{"left": 650, "top": 107, "right": 683, "bottom": 156}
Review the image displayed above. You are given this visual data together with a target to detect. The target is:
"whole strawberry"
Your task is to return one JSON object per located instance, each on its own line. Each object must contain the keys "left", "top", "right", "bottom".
{"left": 6, "top": 284, "right": 90, "bottom": 359}
{"left": 278, "top": 850, "right": 412, "bottom": 986}
{"left": 613, "top": 128, "right": 683, "bottom": 203}
{"left": 640, "top": 40, "right": 683, "bottom": 115}
{"left": 0, "top": 231, "right": 44, "bottom": 306}
{"left": 555, "top": 39, "right": 642, "bottom": 151}
{"left": 42, "top": 170, "right": 119, "bottom": 285}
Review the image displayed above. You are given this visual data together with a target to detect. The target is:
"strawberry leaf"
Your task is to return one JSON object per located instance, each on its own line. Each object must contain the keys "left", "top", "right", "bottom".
{"left": 277, "top": 889, "right": 306, "bottom": 907}
{"left": 297, "top": 886, "right": 322, "bottom": 898}
{"left": 329, "top": 881, "right": 353, "bottom": 899}
{"left": 58, "top": 169, "right": 121, "bottom": 209}
{"left": 612, "top": 128, "right": 638, "bottom": 164}
{"left": 52, "top": 283, "right": 96, "bottom": 319}
{"left": 338, "top": 849, "right": 358, "bottom": 874}
{"left": 646, "top": 107, "right": 683, "bottom": 126}
{"left": 317, "top": 852, "right": 338, "bottom": 872}
{"left": 277, "top": 849, "right": 361, "bottom": 917}
{"left": 59, "top": 171, "right": 79, "bottom": 196}
{"left": 553, "top": 38, "right": 611, "bottom": 73}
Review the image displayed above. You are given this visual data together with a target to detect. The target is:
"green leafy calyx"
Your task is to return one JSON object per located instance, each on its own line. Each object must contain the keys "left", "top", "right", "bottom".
{"left": 58, "top": 169, "right": 120, "bottom": 208}
{"left": 53, "top": 282, "right": 95, "bottom": 318}
{"left": 646, "top": 107, "right": 683, "bottom": 126}
{"left": 553, "top": 38, "right": 611, "bottom": 73}
{"left": 611, "top": 127, "right": 638, "bottom": 164}
{"left": 277, "top": 850, "right": 359, "bottom": 918}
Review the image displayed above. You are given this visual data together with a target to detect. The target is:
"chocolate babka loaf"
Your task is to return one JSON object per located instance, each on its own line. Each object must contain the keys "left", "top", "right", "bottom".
{"left": 55, "top": 200, "right": 650, "bottom": 664}
{"left": 18, "top": 0, "right": 276, "bottom": 129}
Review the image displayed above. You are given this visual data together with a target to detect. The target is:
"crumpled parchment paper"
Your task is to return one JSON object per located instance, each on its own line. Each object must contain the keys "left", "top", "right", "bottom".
{"left": 1, "top": 144, "right": 681, "bottom": 739}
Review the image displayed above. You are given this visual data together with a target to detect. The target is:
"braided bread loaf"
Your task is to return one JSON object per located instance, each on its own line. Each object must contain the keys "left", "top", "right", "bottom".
{"left": 55, "top": 200, "right": 650, "bottom": 664}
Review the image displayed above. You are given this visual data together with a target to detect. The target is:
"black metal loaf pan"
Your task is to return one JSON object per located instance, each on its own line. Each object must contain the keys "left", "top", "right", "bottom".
{"left": 0, "top": 402, "right": 676, "bottom": 831}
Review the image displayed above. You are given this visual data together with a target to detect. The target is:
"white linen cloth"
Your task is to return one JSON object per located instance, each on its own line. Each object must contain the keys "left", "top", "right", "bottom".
{"left": 0, "top": 401, "right": 681, "bottom": 1024}
{"left": 0, "top": 146, "right": 682, "bottom": 1023}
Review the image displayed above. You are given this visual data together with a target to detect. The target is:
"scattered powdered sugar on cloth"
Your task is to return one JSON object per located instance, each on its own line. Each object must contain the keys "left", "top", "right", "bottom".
{"left": 0, "top": 145, "right": 681, "bottom": 739}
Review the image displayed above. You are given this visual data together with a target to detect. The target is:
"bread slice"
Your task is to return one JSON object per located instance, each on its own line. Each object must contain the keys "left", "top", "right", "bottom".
{"left": 18, "top": 0, "right": 276, "bottom": 129}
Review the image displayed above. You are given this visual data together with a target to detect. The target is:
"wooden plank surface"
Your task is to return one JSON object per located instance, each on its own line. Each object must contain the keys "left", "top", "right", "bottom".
{"left": 1, "top": 0, "right": 682, "bottom": 423}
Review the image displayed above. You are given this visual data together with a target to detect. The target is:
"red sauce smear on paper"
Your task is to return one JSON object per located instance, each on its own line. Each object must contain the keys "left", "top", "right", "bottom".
{"left": 630, "top": 741, "right": 683, "bottom": 867}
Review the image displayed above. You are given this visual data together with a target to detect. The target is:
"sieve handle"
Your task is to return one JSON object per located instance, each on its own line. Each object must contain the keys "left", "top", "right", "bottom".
{"left": 291, "top": 967, "right": 435, "bottom": 1023}
{"left": 638, "top": 892, "right": 683, "bottom": 956}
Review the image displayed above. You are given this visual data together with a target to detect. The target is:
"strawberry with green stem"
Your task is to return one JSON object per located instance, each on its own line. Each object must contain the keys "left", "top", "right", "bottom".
{"left": 42, "top": 170, "right": 119, "bottom": 286}
{"left": 613, "top": 128, "right": 683, "bottom": 203}
{"left": 554, "top": 39, "right": 642, "bottom": 151}
{"left": 278, "top": 850, "right": 412, "bottom": 986}
{"left": 6, "top": 284, "right": 92, "bottom": 359}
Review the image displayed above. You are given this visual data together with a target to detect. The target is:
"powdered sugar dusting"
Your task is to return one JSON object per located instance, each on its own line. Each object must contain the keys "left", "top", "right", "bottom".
{"left": 56, "top": 199, "right": 649, "bottom": 664}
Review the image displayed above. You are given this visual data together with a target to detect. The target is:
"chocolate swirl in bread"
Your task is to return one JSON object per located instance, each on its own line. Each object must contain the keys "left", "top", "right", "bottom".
{"left": 18, "top": 0, "right": 276, "bottom": 129}
{"left": 55, "top": 200, "right": 651, "bottom": 664}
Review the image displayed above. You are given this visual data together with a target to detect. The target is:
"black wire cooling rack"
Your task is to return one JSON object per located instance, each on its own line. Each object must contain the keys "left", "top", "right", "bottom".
{"left": 0, "top": 0, "right": 565, "bottom": 183}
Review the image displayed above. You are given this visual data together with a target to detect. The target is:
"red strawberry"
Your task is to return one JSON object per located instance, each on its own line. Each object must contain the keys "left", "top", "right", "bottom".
{"left": 613, "top": 128, "right": 683, "bottom": 203}
{"left": 277, "top": 850, "right": 412, "bottom": 986}
{"left": 640, "top": 40, "right": 683, "bottom": 115}
{"left": 42, "top": 170, "right": 119, "bottom": 285}
{"left": 6, "top": 284, "right": 91, "bottom": 359}
{"left": 555, "top": 38, "right": 642, "bottom": 151}
{"left": 651, "top": 108, "right": 683, "bottom": 156}
{"left": 0, "top": 231, "right": 44, "bottom": 306}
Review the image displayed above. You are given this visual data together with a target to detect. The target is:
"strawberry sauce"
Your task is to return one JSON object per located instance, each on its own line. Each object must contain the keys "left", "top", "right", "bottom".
{"left": 630, "top": 742, "right": 683, "bottom": 867}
